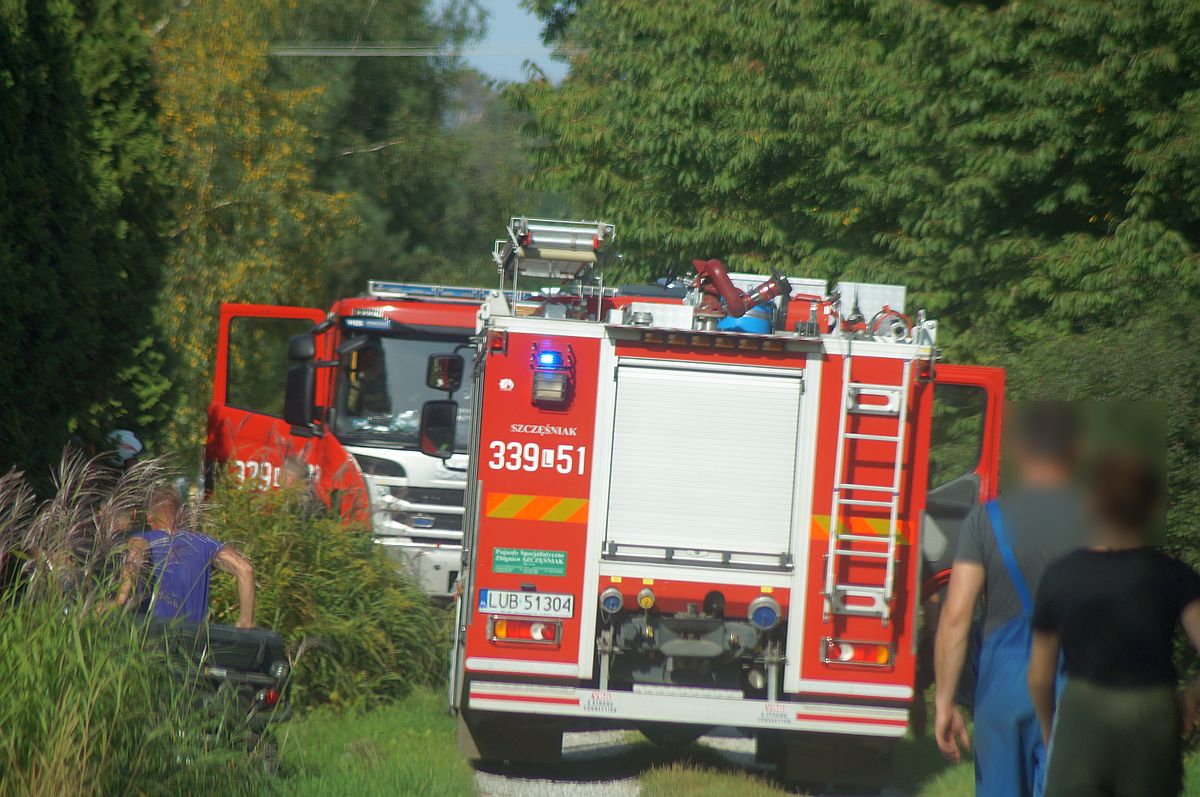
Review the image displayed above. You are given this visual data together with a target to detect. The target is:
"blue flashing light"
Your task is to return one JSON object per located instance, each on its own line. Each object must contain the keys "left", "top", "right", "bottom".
{"left": 537, "top": 350, "right": 564, "bottom": 369}
{"left": 751, "top": 604, "right": 779, "bottom": 630}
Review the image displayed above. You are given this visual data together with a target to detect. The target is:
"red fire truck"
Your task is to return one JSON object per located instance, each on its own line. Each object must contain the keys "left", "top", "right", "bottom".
{"left": 421, "top": 218, "right": 1003, "bottom": 785}
{"left": 205, "top": 282, "right": 491, "bottom": 596}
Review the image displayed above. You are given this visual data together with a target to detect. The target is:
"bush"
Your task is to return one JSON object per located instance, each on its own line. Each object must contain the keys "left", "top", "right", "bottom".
{"left": 206, "top": 480, "right": 448, "bottom": 709}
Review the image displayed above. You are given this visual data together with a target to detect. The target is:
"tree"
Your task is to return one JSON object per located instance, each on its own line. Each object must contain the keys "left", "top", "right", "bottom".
{"left": 268, "top": 0, "right": 517, "bottom": 297}
{"left": 516, "top": 0, "right": 1200, "bottom": 358}
{"left": 0, "top": 0, "right": 170, "bottom": 479}
{"left": 143, "top": 0, "right": 361, "bottom": 450}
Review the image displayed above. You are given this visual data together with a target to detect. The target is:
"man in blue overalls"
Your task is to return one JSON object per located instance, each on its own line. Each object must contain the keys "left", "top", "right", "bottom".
{"left": 934, "top": 404, "right": 1087, "bottom": 796}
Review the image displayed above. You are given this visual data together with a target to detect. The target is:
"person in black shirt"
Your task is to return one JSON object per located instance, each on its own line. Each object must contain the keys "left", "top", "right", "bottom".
{"left": 1029, "top": 451, "right": 1200, "bottom": 797}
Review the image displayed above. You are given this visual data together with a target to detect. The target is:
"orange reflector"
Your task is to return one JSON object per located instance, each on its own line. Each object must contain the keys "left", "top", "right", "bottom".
{"left": 642, "top": 331, "right": 666, "bottom": 344}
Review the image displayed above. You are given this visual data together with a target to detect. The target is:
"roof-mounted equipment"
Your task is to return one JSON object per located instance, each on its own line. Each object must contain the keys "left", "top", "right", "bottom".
{"left": 493, "top": 217, "right": 615, "bottom": 281}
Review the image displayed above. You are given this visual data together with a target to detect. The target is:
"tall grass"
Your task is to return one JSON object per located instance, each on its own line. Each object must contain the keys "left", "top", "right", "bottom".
{"left": 0, "top": 451, "right": 269, "bottom": 797}
{"left": 0, "top": 597, "right": 271, "bottom": 797}
{"left": 206, "top": 478, "right": 448, "bottom": 708}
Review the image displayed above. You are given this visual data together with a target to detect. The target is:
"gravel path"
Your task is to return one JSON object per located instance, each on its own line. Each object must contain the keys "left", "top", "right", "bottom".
{"left": 474, "top": 731, "right": 643, "bottom": 797}
{"left": 473, "top": 729, "right": 911, "bottom": 796}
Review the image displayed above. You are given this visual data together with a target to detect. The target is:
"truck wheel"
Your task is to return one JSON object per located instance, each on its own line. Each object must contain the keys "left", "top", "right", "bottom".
{"left": 775, "top": 732, "right": 895, "bottom": 794}
{"left": 457, "top": 710, "right": 563, "bottom": 765}
{"left": 638, "top": 723, "right": 707, "bottom": 748}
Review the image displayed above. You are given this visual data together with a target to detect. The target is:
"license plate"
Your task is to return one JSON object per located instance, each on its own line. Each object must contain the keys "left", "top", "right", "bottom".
{"left": 478, "top": 589, "right": 575, "bottom": 619}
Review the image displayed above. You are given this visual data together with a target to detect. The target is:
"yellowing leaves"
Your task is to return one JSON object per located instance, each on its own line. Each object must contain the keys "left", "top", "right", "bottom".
{"left": 151, "top": 0, "right": 360, "bottom": 449}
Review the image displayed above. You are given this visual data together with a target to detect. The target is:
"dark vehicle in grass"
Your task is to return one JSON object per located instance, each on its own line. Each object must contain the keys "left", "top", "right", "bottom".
{"left": 146, "top": 617, "right": 291, "bottom": 763}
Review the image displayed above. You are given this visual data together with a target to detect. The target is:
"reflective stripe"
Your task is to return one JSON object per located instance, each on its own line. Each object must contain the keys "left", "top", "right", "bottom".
{"left": 486, "top": 493, "right": 589, "bottom": 524}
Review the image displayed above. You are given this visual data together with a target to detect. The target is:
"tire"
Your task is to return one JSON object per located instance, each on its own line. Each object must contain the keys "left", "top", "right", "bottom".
{"left": 458, "top": 710, "right": 563, "bottom": 765}
{"left": 776, "top": 732, "right": 895, "bottom": 793}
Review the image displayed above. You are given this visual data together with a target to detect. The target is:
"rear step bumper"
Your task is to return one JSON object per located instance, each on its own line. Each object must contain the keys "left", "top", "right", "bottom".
{"left": 466, "top": 681, "right": 909, "bottom": 737}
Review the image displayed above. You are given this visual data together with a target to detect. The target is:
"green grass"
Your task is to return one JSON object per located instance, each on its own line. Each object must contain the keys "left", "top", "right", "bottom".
{"left": 277, "top": 690, "right": 476, "bottom": 796}
{"left": 639, "top": 734, "right": 1200, "bottom": 796}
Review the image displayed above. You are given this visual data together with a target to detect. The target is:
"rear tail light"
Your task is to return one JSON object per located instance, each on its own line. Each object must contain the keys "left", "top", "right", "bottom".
{"left": 821, "top": 638, "right": 893, "bottom": 667}
{"left": 255, "top": 688, "right": 281, "bottom": 708}
{"left": 489, "top": 618, "right": 561, "bottom": 645}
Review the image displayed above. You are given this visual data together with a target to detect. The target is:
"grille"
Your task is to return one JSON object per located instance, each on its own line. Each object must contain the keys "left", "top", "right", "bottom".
{"left": 402, "top": 487, "right": 464, "bottom": 507}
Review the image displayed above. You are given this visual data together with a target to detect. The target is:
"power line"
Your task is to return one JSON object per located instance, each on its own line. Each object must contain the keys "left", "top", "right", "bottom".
{"left": 269, "top": 42, "right": 587, "bottom": 58}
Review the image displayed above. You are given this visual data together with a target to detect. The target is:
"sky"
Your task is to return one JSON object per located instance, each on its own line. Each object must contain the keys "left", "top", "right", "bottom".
{"left": 463, "top": 0, "right": 569, "bottom": 83}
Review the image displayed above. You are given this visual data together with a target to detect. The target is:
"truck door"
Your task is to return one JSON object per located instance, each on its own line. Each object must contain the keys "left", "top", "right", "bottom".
{"left": 206, "top": 303, "right": 333, "bottom": 494}
{"left": 921, "top": 364, "right": 1005, "bottom": 583}
{"left": 911, "top": 364, "right": 1003, "bottom": 720}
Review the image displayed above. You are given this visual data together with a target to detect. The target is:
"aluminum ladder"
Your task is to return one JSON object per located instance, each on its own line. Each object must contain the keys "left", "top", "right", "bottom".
{"left": 821, "top": 342, "right": 912, "bottom": 626}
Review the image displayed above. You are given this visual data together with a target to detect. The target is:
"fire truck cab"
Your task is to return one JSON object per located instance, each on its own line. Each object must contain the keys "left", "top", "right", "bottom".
{"left": 438, "top": 218, "right": 1004, "bottom": 785}
{"left": 206, "top": 282, "right": 488, "bottom": 596}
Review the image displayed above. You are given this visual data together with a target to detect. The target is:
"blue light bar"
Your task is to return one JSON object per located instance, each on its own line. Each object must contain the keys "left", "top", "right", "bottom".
{"left": 537, "top": 351, "right": 563, "bottom": 369}
{"left": 344, "top": 317, "right": 393, "bottom": 331}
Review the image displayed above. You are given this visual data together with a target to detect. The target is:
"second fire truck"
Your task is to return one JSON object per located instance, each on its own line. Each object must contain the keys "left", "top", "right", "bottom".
{"left": 421, "top": 218, "right": 1003, "bottom": 786}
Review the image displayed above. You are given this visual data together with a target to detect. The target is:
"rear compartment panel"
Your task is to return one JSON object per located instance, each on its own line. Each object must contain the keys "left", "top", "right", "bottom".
{"left": 604, "top": 359, "right": 803, "bottom": 565}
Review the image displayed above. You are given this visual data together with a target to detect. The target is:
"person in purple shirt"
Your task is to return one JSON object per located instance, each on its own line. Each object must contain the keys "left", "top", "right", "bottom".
{"left": 116, "top": 486, "right": 255, "bottom": 628}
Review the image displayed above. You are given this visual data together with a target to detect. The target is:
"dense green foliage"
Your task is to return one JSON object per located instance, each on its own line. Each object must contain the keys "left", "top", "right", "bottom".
{"left": 518, "top": 0, "right": 1200, "bottom": 355}
{"left": 207, "top": 481, "right": 448, "bottom": 708}
{"left": 1005, "top": 301, "right": 1200, "bottom": 569}
{"left": 0, "top": 0, "right": 171, "bottom": 478}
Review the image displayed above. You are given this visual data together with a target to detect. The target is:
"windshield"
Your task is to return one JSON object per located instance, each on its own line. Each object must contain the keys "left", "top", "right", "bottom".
{"left": 334, "top": 332, "right": 473, "bottom": 451}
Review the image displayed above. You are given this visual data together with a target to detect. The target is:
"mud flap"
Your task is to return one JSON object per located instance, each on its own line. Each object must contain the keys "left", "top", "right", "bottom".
{"left": 774, "top": 732, "right": 894, "bottom": 790}
{"left": 457, "top": 710, "right": 563, "bottom": 765}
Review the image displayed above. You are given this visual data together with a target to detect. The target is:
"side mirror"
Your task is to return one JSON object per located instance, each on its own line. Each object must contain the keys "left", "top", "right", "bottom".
{"left": 418, "top": 400, "right": 458, "bottom": 459}
{"left": 283, "top": 362, "right": 315, "bottom": 428}
{"left": 288, "top": 333, "right": 316, "bottom": 361}
{"left": 426, "top": 353, "right": 465, "bottom": 393}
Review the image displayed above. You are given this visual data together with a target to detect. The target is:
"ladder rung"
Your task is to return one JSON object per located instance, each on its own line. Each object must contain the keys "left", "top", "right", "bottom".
{"left": 844, "top": 432, "right": 901, "bottom": 443}
{"left": 838, "top": 533, "right": 889, "bottom": 543}
{"left": 834, "top": 585, "right": 886, "bottom": 596}
{"left": 834, "top": 549, "right": 891, "bottom": 559}
{"left": 836, "top": 497, "right": 896, "bottom": 508}
{"left": 848, "top": 382, "right": 902, "bottom": 392}
{"left": 836, "top": 483, "right": 897, "bottom": 493}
